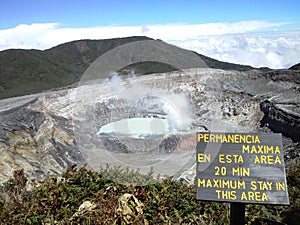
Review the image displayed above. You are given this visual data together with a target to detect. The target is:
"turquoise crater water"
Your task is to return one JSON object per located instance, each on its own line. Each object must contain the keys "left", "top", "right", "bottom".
{"left": 97, "top": 117, "right": 171, "bottom": 139}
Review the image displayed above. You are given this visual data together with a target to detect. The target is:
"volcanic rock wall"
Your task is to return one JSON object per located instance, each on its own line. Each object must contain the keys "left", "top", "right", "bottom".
{"left": 101, "top": 134, "right": 180, "bottom": 153}
{"left": 0, "top": 100, "right": 85, "bottom": 182}
{"left": 260, "top": 100, "right": 300, "bottom": 142}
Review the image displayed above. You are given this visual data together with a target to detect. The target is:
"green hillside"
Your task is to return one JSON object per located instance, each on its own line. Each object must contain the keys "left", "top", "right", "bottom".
{"left": 289, "top": 63, "right": 300, "bottom": 70}
{"left": 193, "top": 52, "right": 254, "bottom": 71}
{"left": 118, "top": 61, "right": 179, "bottom": 75}
{"left": 0, "top": 37, "right": 152, "bottom": 99}
{"left": 0, "top": 36, "right": 254, "bottom": 100}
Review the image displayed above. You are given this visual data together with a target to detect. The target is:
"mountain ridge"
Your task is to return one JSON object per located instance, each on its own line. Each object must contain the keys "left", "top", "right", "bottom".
{"left": 0, "top": 36, "right": 153, "bottom": 99}
{"left": 289, "top": 63, "right": 300, "bottom": 70}
{"left": 0, "top": 36, "right": 257, "bottom": 100}
{"left": 1, "top": 36, "right": 299, "bottom": 100}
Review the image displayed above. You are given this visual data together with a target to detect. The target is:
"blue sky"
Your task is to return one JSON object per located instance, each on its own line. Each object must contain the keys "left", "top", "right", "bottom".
{"left": 0, "top": 0, "right": 299, "bottom": 68}
{"left": 1, "top": 0, "right": 299, "bottom": 28}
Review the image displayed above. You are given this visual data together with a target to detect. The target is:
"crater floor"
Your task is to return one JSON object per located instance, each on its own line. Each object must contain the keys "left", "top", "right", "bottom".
{"left": 0, "top": 68, "right": 299, "bottom": 183}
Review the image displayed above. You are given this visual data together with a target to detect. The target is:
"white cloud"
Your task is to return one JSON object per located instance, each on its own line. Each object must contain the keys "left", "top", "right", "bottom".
{"left": 0, "top": 21, "right": 299, "bottom": 69}
{"left": 172, "top": 32, "right": 300, "bottom": 69}
{"left": 0, "top": 23, "right": 59, "bottom": 49}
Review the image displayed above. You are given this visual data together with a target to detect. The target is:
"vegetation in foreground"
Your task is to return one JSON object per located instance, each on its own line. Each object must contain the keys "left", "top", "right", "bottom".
{"left": 0, "top": 163, "right": 299, "bottom": 225}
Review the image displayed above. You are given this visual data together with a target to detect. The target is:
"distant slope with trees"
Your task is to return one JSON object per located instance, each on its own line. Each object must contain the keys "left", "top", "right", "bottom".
{"left": 0, "top": 36, "right": 261, "bottom": 99}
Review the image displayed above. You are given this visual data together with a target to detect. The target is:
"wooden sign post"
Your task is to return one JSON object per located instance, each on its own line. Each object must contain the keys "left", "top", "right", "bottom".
{"left": 196, "top": 132, "right": 290, "bottom": 224}
{"left": 230, "top": 203, "right": 245, "bottom": 225}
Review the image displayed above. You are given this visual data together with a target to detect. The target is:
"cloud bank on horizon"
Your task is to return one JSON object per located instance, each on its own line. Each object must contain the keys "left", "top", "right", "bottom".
{"left": 0, "top": 20, "right": 299, "bottom": 69}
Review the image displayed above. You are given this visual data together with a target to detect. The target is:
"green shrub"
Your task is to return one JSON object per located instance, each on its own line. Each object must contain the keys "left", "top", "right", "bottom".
{"left": 0, "top": 163, "right": 298, "bottom": 224}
